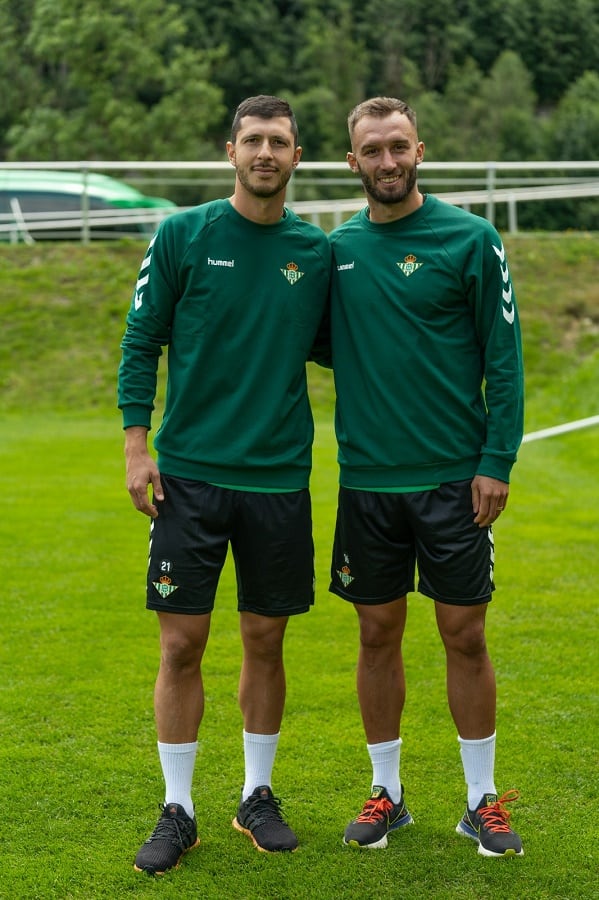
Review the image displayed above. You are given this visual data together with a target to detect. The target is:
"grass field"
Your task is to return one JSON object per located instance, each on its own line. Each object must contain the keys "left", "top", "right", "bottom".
{"left": 0, "top": 235, "right": 598, "bottom": 898}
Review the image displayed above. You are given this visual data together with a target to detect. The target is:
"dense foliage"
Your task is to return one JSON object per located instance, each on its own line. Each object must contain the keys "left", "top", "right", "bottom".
{"left": 1, "top": 0, "right": 598, "bottom": 227}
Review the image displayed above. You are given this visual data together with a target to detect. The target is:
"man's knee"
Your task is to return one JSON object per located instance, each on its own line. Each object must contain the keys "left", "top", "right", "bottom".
{"left": 158, "top": 613, "right": 210, "bottom": 670}
{"left": 436, "top": 603, "right": 489, "bottom": 658}
{"left": 356, "top": 599, "right": 406, "bottom": 651}
{"left": 240, "top": 613, "right": 288, "bottom": 661}
{"left": 442, "top": 620, "right": 488, "bottom": 659}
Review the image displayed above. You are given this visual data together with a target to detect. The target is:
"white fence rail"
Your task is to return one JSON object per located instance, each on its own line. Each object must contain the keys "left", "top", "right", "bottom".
{"left": 1, "top": 160, "right": 598, "bottom": 241}
{"left": 522, "top": 415, "right": 599, "bottom": 444}
{"left": 0, "top": 203, "right": 173, "bottom": 242}
{"left": 291, "top": 179, "right": 599, "bottom": 230}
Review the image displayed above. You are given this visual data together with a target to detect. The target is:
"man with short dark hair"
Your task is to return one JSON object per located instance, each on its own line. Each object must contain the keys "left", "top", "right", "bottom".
{"left": 118, "top": 95, "right": 330, "bottom": 874}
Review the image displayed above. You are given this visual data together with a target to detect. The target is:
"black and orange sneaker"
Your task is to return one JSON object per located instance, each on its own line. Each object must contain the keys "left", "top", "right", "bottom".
{"left": 232, "top": 785, "right": 298, "bottom": 852}
{"left": 343, "top": 785, "right": 413, "bottom": 849}
{"left": 456, "top": 790, "right": 524, "bottom": 857}
{"left": 134, "top": 802, "right": 200, "bottom": 875}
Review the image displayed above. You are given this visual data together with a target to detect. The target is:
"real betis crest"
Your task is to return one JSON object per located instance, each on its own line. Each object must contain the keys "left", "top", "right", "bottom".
{"left": 281, "top": 261, "right": 304, "bottom": 284}
{"left": 337, "top": 564, "right": 354, "bottom": 588}
{"left": 153, "top": 575, "right": 179, "bottom": 599}
{"left": 397, "top": 254, "right": 424, "bottom": 277}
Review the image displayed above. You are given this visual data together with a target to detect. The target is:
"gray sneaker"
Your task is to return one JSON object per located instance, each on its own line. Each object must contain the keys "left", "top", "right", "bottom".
{"left": 134, "top": 802, "right": 200, "bottom": 875}
{"left": 232, "top": 785, "right": 298, "bottom": 852}
{"left": 456, "top": 790, "right": 524, "bottom": 857}
{"left": 343, "top": 785, "right": 413, "bottom": 849}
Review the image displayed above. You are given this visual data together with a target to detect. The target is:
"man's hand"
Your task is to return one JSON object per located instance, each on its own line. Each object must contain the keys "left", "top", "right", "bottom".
{"left": 124, "top": 426, "right": 164, "bottom": 518}
{"left": 471, "top": 475, "right": 509, "bottom": 527}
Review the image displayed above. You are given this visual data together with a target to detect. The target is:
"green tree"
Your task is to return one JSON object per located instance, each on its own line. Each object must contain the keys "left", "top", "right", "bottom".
{"left": 0, "top": 0, "right": 38, "bottom": 157}
{"left": 463, "top": 0, "right": 533, "bottom": 77}
{"left": 463, "top": 0, "right": 599, "bottom": 105}
{"left": 177, "top": 0, "right": 289, "bottom": 114}
{"left": 476, "top": 51, "right": 540, "bottom": 161}
{"left": 411, "top": 53, "right": 539, "bottom": 163}
{"left": 545, "top": 71, "right": 599, "bottom": 161}
{"left": 420, "top": 58, "right": 487, "bottom": 160}
{"left": 291, "top": 6, "right": 369, "bottom": 160}
{"left": 519, "top": 0, "right": 599, "bottom": 105}
{"left": 6, "top": 0, "right": 226, "bottom": 160}
{"left": 357, "top": 0, "right": 474, "bottom": 95}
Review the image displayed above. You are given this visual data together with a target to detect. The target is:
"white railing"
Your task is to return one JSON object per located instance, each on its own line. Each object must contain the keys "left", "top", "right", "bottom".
{"left": 0, "top": 203, "right": 174, "bottom": 243}
{"left": 1, "top": 160, "right": 598, "bottom": 241}
{"left": 289, "top": 179, "right": 599, "bottom": 231}
{"left": 522, "top": 415, "right": 599, "bottom": 444}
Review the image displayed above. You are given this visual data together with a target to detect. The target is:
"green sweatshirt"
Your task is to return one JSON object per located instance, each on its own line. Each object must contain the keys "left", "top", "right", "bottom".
{"left": 118, "top": 199, "right": 331, "bottom": 489}
{"left": 329, "top": 194, "right": 524, "bottom": 489}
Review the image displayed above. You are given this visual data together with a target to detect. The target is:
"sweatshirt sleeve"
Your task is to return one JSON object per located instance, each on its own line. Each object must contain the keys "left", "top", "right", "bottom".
{"left": 307, "top": 233, "right": 333, "bottom": 367}
{"left": 308, "top": 293, "right": 332, "bottom": 367}
{"left": 117, "top": 223, "right": 178, "bottom": 430}
{"left": 470, "top": 230, "right": 524, "bottom": 482}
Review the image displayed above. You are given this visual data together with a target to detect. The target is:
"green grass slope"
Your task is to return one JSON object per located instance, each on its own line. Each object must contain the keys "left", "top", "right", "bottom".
{"left": 1, "top": 233, "right": 598, "bottom": 426}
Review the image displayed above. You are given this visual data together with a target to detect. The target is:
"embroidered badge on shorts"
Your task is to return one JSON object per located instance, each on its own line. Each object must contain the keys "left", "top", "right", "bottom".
{"left": 153, "top": 574, "right": 179, "bottom": 598}
{"left": 337, "top": 554, "right": 355, "bottom": 588}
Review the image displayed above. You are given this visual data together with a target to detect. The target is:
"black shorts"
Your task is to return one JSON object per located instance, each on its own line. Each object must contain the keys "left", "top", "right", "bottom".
{"left": 147, "top": 474, "right": 315, "bottom": 616}
{"left": 330, "top": 481, "right": 495, "bottom": 606}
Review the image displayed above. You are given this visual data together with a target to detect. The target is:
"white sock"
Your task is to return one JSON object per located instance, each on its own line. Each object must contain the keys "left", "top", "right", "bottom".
{"left": 458, "top": 732, "right": 497, "bottom": 810}
{"left": 242, "top": 731, "right": 280, "bottom": 801}
{"left": 367, "top": 738, "right": 402, "bottom": 804}
{"left": 158, "top": 741, "right": 198, "bottom": 819}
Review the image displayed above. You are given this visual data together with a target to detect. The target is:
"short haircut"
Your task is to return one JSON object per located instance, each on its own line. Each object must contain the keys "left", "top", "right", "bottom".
{"left": 347, "top": 97, "right": 417, "bottom": 139}
{"left": 230, "top": 95, "right": 299, "bottom": 147}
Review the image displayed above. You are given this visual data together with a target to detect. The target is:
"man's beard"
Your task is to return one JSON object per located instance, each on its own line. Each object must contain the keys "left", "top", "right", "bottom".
{"left": 358, "top": 163, "right": 418, "bottom": 205}
{"left": 236, "top": 164, "right": 293, "bottom": 198}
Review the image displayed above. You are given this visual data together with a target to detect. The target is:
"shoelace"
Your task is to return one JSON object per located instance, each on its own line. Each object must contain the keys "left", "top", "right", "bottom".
{"left": 245, "top": 793, "right": 287, "bottom": 826}
{"left": 355, "top": 796, "right": 393, "bottom": 824}
{"left": 477, "top": 790, "right": 520, "bottom": 833}
{"left": 150, "top": 805, "right": 190, "bottom": 847}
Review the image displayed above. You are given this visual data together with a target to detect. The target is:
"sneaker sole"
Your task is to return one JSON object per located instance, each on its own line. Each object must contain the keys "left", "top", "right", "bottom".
{"left": 133, "top": 837, "right": 201, "bottom": 876}
{"left": 232, "top": 817, "right": 298, "bottom": 853}
{"left": 343, "top": 811, "right": 414, "bottom": 850}
{"left": 455, "top": 821, "right": 524, "bottom": 858}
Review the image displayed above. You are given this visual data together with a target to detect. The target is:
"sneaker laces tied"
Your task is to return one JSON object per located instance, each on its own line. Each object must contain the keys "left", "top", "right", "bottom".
{"left": 150, "top": 804, "right": 188, "bottom": 847}
{"left": 478, "top": 790, "right": 520, "bottom": 833}
{"left": 355, "top": 796, "right": 393, "bottom": 824}
{"left": 244, "top": 793, "right": 288, "bottom": 827}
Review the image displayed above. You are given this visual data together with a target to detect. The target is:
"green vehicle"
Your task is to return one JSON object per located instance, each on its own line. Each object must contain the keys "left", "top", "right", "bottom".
{"left": 0, "top": 169, "right": 177, "bottom": 241}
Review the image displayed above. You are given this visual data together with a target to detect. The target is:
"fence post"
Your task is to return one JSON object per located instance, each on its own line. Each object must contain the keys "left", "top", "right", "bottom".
{"left": 286, "top": 172, "right": 295, "bottom": 206}
{"left": 81, "top": 166, "right": 90, "bottom": 245}
{"left": 485, "top": 164, "right": 496, "bottom": 225}
{"left": 507, "top": 194, "right": 518, "bottom": 233}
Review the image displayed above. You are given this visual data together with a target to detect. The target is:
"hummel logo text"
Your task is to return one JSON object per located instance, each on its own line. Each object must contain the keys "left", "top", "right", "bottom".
{"left": 207, "top": 257, "right": 235, "bottom": 267}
